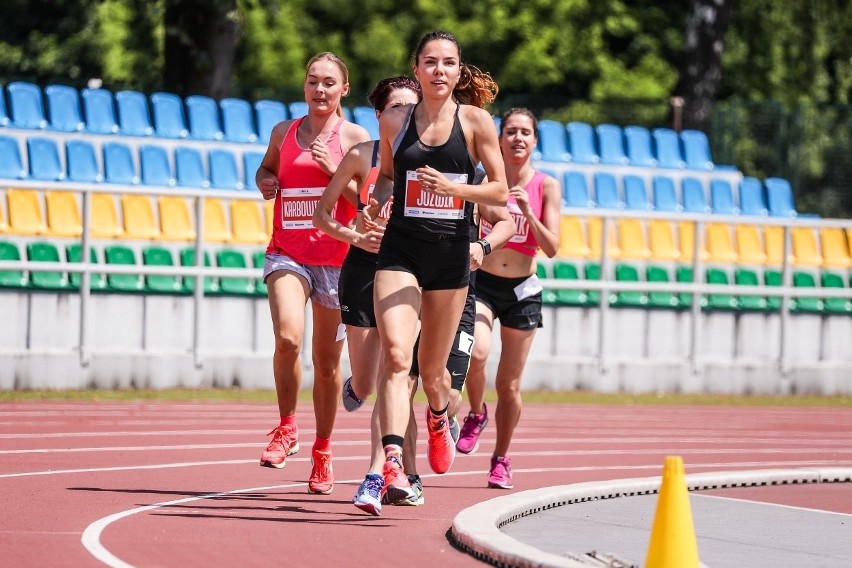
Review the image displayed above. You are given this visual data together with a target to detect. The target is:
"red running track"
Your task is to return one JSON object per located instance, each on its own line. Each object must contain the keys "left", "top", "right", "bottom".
{"left": 1, "top": 401, "right": 851, "bottom": 567}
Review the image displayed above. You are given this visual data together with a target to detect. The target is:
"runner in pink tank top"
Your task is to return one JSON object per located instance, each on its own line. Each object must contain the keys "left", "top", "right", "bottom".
{"left": 480, "top": 170, "right": 547, "bottom": 257}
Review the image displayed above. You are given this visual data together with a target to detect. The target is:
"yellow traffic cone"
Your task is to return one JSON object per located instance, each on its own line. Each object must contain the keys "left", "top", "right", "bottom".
{"left": 645, "top": 456, "right": 700, "bottom": 568}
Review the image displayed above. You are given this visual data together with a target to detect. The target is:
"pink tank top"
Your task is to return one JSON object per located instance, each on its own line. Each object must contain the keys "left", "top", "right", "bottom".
{"left": 481, "top": 170, "right": 546, "bottom": 257}
{"left": 266, "top": 116, "right": 355, "bottom": 266}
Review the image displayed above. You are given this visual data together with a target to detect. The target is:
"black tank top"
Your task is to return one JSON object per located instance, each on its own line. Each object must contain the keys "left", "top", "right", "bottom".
{"left": 387, "top": 103, "right": 476, "bottom": 241}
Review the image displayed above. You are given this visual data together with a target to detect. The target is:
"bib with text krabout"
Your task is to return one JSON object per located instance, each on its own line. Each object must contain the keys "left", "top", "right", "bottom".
{"left": 481, "top": 202, "right": 529, "bottom": 244}
{"left": 279, "top": 187, "right": 324, "bottom": 229}
{"left": 404, "top": 170, "right": 467, "bottom": 219}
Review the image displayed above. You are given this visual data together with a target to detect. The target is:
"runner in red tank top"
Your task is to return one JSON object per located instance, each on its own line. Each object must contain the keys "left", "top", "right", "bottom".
{"left": 254, "top": 52, "right": 370, "bottom": 495}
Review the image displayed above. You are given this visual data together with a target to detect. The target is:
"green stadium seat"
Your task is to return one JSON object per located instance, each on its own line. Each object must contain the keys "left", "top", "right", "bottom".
{"left": 216, "top": 248, "right": 254, "bottom": 295}
{"left": 675, "top": 265, "right": 694, "bottom": 308}
{"left": 646, "top": 265, "right": 679, "bottom": 308}
{"left": 535, "top": 262, "right": 557, "bottom": 305}
{"left": 791, "top": 271, "right": 824, "bottom": 313}
{"left": 821, "top": 272, "right": 852, "bottom": 314}
{"left": 104, "top": 244, "right": 143, "bottom": 292}
{"left": 253, "top": 250, "right": 267, "bottom": 296}
{"left": 27, "top": 241, "right": 69, "bottom": 290}
{"left": 552, "top": 260, "right": 589, "bottom": 306}
{"left": 613, "top": 263, "right": 647, "bottom": 307}
{"left": 0, "top": 240, "right": 28, "bottom": 288}
{"left": 764, "top": 269, "right": 783, "bottom": 311}
{"left": 142, "top": 246, "right": 182, "bottom": 294}
{"left": 66, "top": 243, "right": 107, "bottom": 291}
{"left": 734, "top": 268, "right": 768, "bottom": 311}
{"left": 705, "top": 267, "right": 738, "bottom": 310}
{"left": 180, "top": 248, "right": 219, "bottom": 294}
{"left": 585, "top": 262, "right": 603, "bottom": 305}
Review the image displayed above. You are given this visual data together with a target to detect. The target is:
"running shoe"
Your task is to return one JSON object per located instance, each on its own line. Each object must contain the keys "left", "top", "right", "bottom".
{"left": 456, "top": 403, "right": 488, "bottom": 455}
{"left": 381, "top": 454, "right": 415, "bottom": 504}
{"left": 395, "top": 474, "right": 424, "bottom": 506}
{"left": 259, "top": 425, "right": 299, "bottom": 468}
{"left": 487, "top": 455, "right": 513, "bottom": 489}
{"left": 308, "top": 449, "right": 334, "bottom": 494}
{"left": 342, "top": 376, "right": 365, "bottom": 412}
{"left": 425, "top": 407, "right": 455, "bottom": 474}
{"left": 353, "top": 473, "right": 384, "bottom": 516}
{"left": 449, "top": 415, "right": 460, "bottom": 444}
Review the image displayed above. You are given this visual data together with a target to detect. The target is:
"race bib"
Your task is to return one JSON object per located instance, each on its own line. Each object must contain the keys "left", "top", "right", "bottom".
{"left": 404, "top": 170, "right": 467, "bottom": 219}
{"left": 279, "top": 187, "right": 323, "bottom": 229}
{"left": 362, "top": 181, "right": 393, "bottom": 220}
{"left": 481, "top": 202, "right": 528, "bottom": 244}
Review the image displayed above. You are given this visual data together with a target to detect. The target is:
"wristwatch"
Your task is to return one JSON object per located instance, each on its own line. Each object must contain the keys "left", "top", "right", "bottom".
{"left": 476, "top": 238, "right": 492, "bottom": 256}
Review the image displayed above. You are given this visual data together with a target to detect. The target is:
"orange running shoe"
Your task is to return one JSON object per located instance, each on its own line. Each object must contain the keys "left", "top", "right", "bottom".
{"left": 308, "top": 449, "right": 334, "bottom": 494}
{"left": 425, "top": 407, "right": 455, "bottom": 474}
{"left": 259, "top": 425, "right": 299, "bottom": 469}
{"left": 381, "top": 454, "right": 414, "bottom": 505}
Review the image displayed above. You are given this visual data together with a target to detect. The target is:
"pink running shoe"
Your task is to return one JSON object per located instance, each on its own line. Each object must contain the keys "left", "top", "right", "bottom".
{"left": 308, "top": 449, "right": 334, "bottom": 494}
{"left": 381, "top": 454, "right": 414, "bottom": 504}
{"left": 456, "top": 403, "right": 488, "bottom": 455}
{"left": 260, "top": 425, "right": 299, "bottom": 468}
{"left": 425, "top": 407, "right": 455, "bottom": 474}
{"left": 487, "top": 455, "right": 513, "bottom": 489}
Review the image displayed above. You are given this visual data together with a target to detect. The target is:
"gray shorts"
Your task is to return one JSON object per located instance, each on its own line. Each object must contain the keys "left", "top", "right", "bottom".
{"left": 263, "top": 253, "right": 342, "bottom": 310}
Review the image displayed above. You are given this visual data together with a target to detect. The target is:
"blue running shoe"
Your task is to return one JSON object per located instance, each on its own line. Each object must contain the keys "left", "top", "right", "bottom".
{"left": 353, "top": 473, "right": 384, "bottom": 516}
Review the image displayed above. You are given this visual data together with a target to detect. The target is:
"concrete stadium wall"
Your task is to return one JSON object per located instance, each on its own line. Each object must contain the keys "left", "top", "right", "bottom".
{"left": 1, "top": 290, "right": 850, "bottom": 395}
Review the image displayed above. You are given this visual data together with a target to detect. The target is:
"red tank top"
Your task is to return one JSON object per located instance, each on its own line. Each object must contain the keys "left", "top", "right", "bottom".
{"left": 481, "top": 170, "right": 546, "bottom": 257}
{"left": 266, "top": 116, "right": 355, "bottom": 266}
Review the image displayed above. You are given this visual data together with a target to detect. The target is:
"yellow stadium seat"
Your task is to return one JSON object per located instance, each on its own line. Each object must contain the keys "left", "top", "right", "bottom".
{"left": 587, "top": 217, "right": 620, "bottom": 259}
{"left": 158, "top": 196, "right": 196, "bottom": 241}
{"left": 45, "top": 191, "right": 83, "bottom": 237}
{"left": 615, "top": 218, "right": 650, "bottom": 260}
{"left": 231, "top": 200, "right": 268, "bottom": 245}
{"left": 705, "top": 223, "right": 738, "bottom": 263}
{"left": 791, "top": 226, "right": 822, "bottom": 266}
{"left": 764, "top": 225, "right": 792, "bottom": 265}
{"left": 820, "top": 227, "right": 851, "bottom": 269}
{"left": 91, "top": 193, "right": 124, "bottom": 239}
{"left": 0, "top": 195, "right": 7, "bottom": 233}
{"left": 121, "top": 194, "right": 160, "bottom": 240}
{"left": 677, "top": 222, "right": 709, "bottom": 263}
{"left": 264, "top": 200, "right": 274, "bottom": 236}
{"left": 735, "top": 224, "right": 766, "bottom": 265}
{"left": 204, "top": 198, "right": 232, "bottom": 243}
{"left": 557, "top": 216, "right": 590, "bottom": 259}
{"left": 6, "top": 189, "right": 46, "bottom": 235}
{"left": 648, "top": 220, "right": 680, "bottom": 261}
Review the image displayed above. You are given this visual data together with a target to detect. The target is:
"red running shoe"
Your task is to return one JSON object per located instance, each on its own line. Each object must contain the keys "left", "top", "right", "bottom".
{"left": 260, "top": 425, "right": 299, "bottom": 468}
{"left": 425, "top": 407, "right": 455, "bottom": 474}
{"left": 381, "top": 454, "right": 414, "bottom": 504}
{"left": 308, "top": 449, "right": 334, "bottom": 494}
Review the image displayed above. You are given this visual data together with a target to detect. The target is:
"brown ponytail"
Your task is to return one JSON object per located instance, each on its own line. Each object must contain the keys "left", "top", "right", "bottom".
{"left": 455, "top": 63, "right": 499, "bottom": 109}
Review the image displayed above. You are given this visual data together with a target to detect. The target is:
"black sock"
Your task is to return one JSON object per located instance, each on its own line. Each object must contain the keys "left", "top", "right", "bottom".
{"left": 429, "top": 403, "right": 448, "bottom": 417}
{"left": 382, "top": 435, "right": 404, "bottom": 448}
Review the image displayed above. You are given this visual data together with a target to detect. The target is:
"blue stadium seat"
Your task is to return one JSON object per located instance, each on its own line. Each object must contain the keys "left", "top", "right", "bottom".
{"left": 681, "top": 177, "right": 710, "bottom": 213}
{"left": 563, "top": 171, "right": 594, "bottom": 208}
{"left": 623, "top": 175, "right": 651, "bottom": 210}
{"left": 140, "top": 145, "right": 175, "bottom": 187}
{"left": 0, "top": 136, "right": 27, "bottom": 179}
{"left": 596, "top": 124, "right": 629, "bottom": 165}
{"left": 27, "top": 137, "right": 64, "bottom": 181}
{"left": 624, "top": 126, "right": 657, "bottom": 167}
{"left": 493, "top": 116, "right": 501, "bottom": 135}
{"left": 680, "top": 129, "right": 714, "bottom": 170}
{"left": 66, "top": 140, "right": 102, "bottom": 183}
{"left": 254, "top": 99, "right": 287, "bottom": 145}
{"left": 593, "top": 172, "right": 623, "bottom": 209}
{"left": 243, "top": 151, "right": 264, "bottom": 191}
{"left": 652, "top": 176, "right": 680, "bottom": 212}
{"left": 765, "top": 177, "right": 797, "bottom": 217}
{"left": 710, "top": 179, "right": 737, "bottom": 215}
{"left": 186, "top": 95, "right": 224, "bottom": 141}
{"left": 0, "top": 85, "right": 8, "bottom": 126}
{"left": 288, "top": 102, "right": 309, "bottom": 120}
{"left": 209, "top": 149, "right": 243, "bottom": 190}
{"left": 652, "top": 128, "right": 686, "bottom": 169}
{"left": 150, "top": 92, "right": 189, "bottom": 138}
{"left": 7, "top": 81, "right": 48, "bottom": 129}
{"left": 353, "top": 106, "right": 379, "bottom": 140}
{"left": 739, "top": 176, "right": 768, "bottom": 216}
{"left": 566, "top": 121, "right": 599, "bottom": 164}
{"left": 342, "top": 107, "right": 353, "bottom": 122}
{"left": 115, "top": 90, "right": 154, "bottom": 136}
{"left": 220, "top": 98, "right": 257, "bottom": 143}
{"left": 81, "top": 88, "right": 119, "bottom": 134}
{"left": 537, "top": 120, "right": 571, "bottom": 162}
{"left": 103, "top": 142, "right": 139, "bottom": 184}
{"left": 175, "top": 147, "right": 209, "bottom": 188}
{"left": 45, "top": 85, "right": 85, "bottom": 132}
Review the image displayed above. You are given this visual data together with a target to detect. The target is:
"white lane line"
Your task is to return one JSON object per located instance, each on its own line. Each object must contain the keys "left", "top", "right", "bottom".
{"left": 694, "top": 493, "right": 852, "bottom": 518}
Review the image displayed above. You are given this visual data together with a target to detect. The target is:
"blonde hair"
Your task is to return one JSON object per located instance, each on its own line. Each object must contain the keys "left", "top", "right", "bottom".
{"left": 304, "top": 52, "right": 350, "bottom": 117}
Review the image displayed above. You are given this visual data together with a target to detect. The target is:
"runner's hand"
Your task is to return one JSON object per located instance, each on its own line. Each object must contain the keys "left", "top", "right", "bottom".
{"left": 416, "top": 166, "right": 454, "bottom": 196}
{"left": 259, "top": 178, "right": 279, "bottom": 200}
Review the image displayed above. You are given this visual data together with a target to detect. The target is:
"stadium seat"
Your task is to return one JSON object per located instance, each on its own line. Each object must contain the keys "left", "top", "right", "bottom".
{"left": 557, "top": 216, "right": 590, "bottom": 259}
{"left": 587, "top": 217, "right": 620, "bottom": 259}
{"left": 66, "top": 140, "right": 102, "bottom": 183}
{"left": 791, "top": 271, "right": 824, "bottom": 313}
{"left": 216, "top": 248, "right": 254, "bottom": 295}
{"left": 140, "top": 145, "right": 175, "bottom": 187}
{"left": 27, "top": 137, "right": 64, "bottom": 181}
{"left": 150, "top": 92, "right": 189, "bottom": 138}
{"left": 81, "top": 88, "right": 119, "bottom": 134}
{"left": 764, "top": 177, "right": 797, "bottom": 217}
{"left": 220, "top": 98, "right": 257, "bottom": 143}
{"left": 104, "top": 244, "right": 144, "bottom": 292}
{"left": 157, "top": 196, "right": 196, "bottom": 241}
{"left": 180, "top": 248, "right": 218, "bottom": 294}
{"left": 562, "top": 172, "right": 594, "bottom": 208}
{"left": 705, "top": 268, "right": 737, "bottom": 310}
{"left": 7, "top": 81, "right": 48, "bottom": 129}
{"left": 243, "top": 151, "right": 264, "bottom": 191}
{"left": 821, "top": 272, "right": 852, "bottom": 314}
{"left": 175, "top": 147, "right": 209, "bottom": 188}
{"left": 0, "top": 135, "right": 28, "bottom": 179}
{"left": 252, "top": 250, "right": 268, "bottom": 296}
{"left": 566, "top": 122, "right": 599, "bottom": 164}
{"left": 648, "top": 220, "right": 680, "bottom": 261}
{"left": 288, "top": 102, "right": 309, "bottom": 120}
{"left": 677, "top": 222, "right": 709, "bottom": 263}
{"left": 623, "top": 175, "right": 651, "bottom": 210}
{"left": 624, "top": 126, "right": 657, "bottom": 167}
{"left": 551, "top": 260, "right": 589, "bottom": 306}
{"left": 203, "top": 198, "right": 232, "bottom": 242}
{"left": 0, "top": 84, "right": 8, "bottom": 126}
{"left": 142, "top": 246, "right": 182, "bottom": 294}
{"left": 735, "top": 224, "right": 767, "bottom": 265}
{"left": 45, "top": 84, "right": 85, "bottom": 132}
{"left": 738, "top": 177, "right": 769, "bottom": 216}
{"left": 0, "top": 199, "right": 6, "bottom": 232}
{"left": 584, "top": 262, "right": 603, "bottom": 305}
{"left": 706, "top": 223, "right": 738, "bottom": 263}
{"left": 537, "top": 120, "right": 571, "bottom": 162}
{"left": 613, "top": 263, "right": 647, "bottom": 307}
{"left": 6, "top": 189, "right": 46, "bottom": 235}
{"left": 254, "top": 99, "right": 287, "bottom": 144}
{"left": 681, "top": 177, "right": 710, "bottom": 214}
{"left": 0, "top": 240, "right": 28, "bottom": 288}
{"left": 764, "top": 226, "right": 786, "bottom": 266}
{"left": 209, "top": 149, "right": 243, "bottom": 190}
{"left": 820, "top": 227, "right": 851, "bottom": 269}
{"left": 231, "top": 200, "right": 267, "bottom": 244}
{"left": 646, "top": 265, "right": 679, "bottom": 308}
{"left": 115, "top": 90, "right": 154, "bottom": 136}
{"left": 353, "top": 106, "right": 379, "bottom": 140}
{"left": 593, "top": 172, "right": 623, "bottom": 209}
{"left": 66, "top": 243, "right": 106, "bottom": 291}
{"left": 27, "top": 241, "right": 69, "bottom": 290}
{"left": 91, "top": 194, "right": 124, "bottom": 239}
{"left": 734, "top": 268, "right": 768, "bottom": 311}
{"left": 121, "top": 194, "right": 160, "bottom": 240}
{"left": 616, "top": 218, "right": 650, "bottom": 260}
{"left": 791, "top": 227, "right": 822, "bottom": 266}
{"left": 764, "top": 269, "right": 783, "bottom": 311}
{"left": 680, "top": 130, "right": 714, "bottom": 170}
{"left": 534, "top": 261, "right": 556, "bottom": 305}
{"left": 652, "top": 128, "right": 686, "bottom": 169}
{"left": 264, "top": 200, "right": 274, "bottom": 235}
{"left": 675, "top": 265, "right": 695, "bottom": 308}
{"left": 186, "top": 95, "right": 224, "bottom": 141}
{"left": 103, "top": 142, "right": 140, "bottom": 184}
{"left": 45, "top": 191, "right": 82, "bottom": 238}
{"left": 493, "top": 116, "right": 501, "bottom": 135}
{"left": 652, "top": 176, "right": 680, "bottom": 212}
{"left": 710, "top": 179, "right": 737, "bottom": 215}
{"left": 596, "top": 124, "right": 629, "bottom": 165}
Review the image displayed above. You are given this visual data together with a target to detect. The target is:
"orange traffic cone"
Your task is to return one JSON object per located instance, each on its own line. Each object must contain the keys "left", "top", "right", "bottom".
{"left": 645, "top": 456, "right": 700, "bottom": 568}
